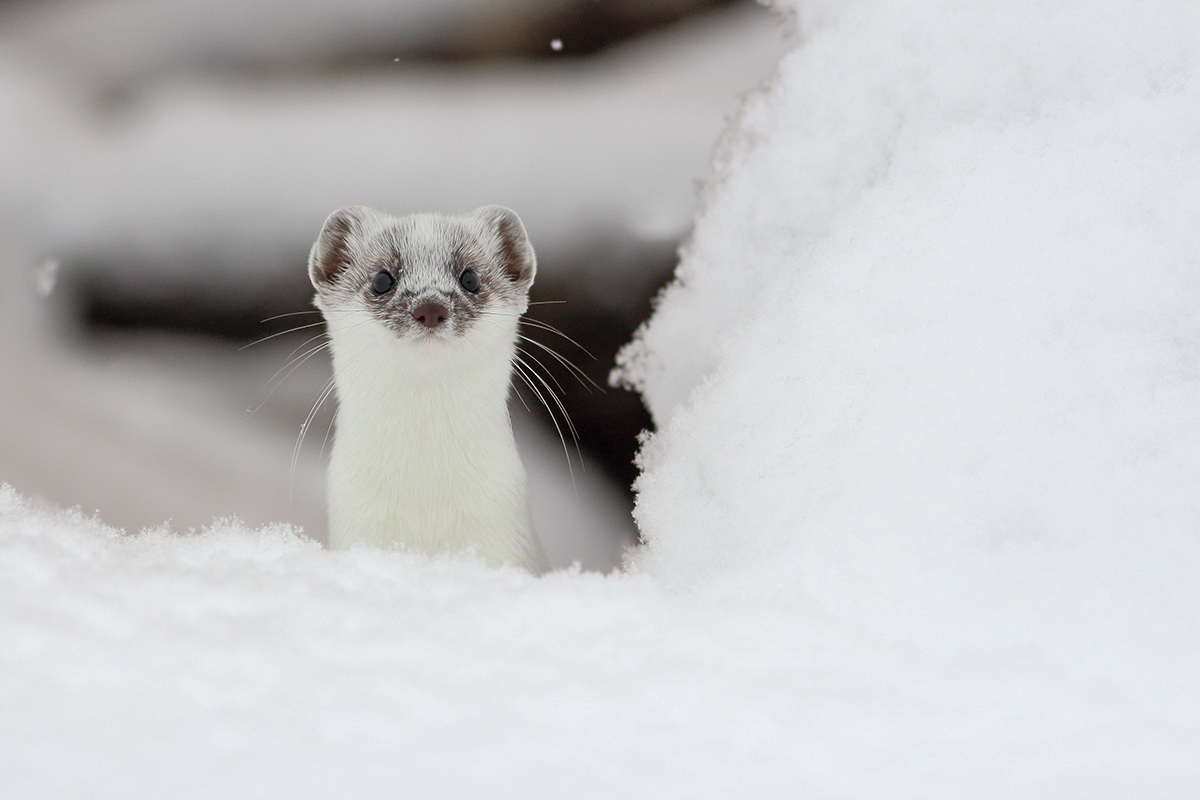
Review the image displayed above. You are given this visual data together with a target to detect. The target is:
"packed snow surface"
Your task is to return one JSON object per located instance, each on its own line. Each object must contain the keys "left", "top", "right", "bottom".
{"left": 3, "top": 0, "right": 1197, "bottom": 797}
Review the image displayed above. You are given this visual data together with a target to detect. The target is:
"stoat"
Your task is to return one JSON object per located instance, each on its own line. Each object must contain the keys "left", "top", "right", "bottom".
{"left": 308, "top": 204, "right": 546, "bottom": 572}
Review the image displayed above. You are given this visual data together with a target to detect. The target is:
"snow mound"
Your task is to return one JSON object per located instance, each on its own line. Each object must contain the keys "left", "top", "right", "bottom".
{"left": 618, "top": 0, "right": 1198, "bottom": 786}
{"left": 0, "top": 484, "right": 861, "bottom": 798}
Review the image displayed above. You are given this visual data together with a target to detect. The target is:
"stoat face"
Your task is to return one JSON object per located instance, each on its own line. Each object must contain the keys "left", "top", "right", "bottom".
{"left": 308, "top": 205, "right": 535, "bottom": 363}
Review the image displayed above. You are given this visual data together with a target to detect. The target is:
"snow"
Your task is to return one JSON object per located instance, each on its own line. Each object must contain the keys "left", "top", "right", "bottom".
{"left": 2, "top": 0, "right": 1198, "bottom": 796}
{"left": 619, "top": 0, "right": 1198, "bottom": 789}
{"left": 1, "top": 486, "right": 802, "bottom": 798}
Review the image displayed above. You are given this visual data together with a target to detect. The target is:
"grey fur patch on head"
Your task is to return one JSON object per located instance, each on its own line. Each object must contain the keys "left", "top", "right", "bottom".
{"left": 309, "top": 204, "right": 537, "bottom": 342}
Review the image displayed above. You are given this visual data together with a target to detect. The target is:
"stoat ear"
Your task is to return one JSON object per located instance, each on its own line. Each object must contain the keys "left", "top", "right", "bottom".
{"left": 473, "top": 205, "right": 536, "bottom": 292}
{"left": 309, "top": 206, "right": 372, "bottom": 289}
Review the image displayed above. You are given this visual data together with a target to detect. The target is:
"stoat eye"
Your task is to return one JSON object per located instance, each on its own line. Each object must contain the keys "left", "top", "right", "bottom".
{"left": 371, "top": 270, "right": 395, "bottom": 294}
{"left": 459, "top": 268, "right": 480, "bottom": 294}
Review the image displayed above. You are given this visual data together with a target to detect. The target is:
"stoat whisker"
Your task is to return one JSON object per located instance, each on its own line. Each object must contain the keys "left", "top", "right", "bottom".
{"left": 516, "top": 342, "right": 571, "bottom": 400}
{"left": 517, "top": 333, "right": 602, "bottom": 392}
{"left": 479, "top": 308, "right": 597, "bottom": 360}
{"left": 274, "top": 330, "right": 333, "bottom": 375}
{"left": 287, "top": 317, "right": 380, "bottom": 493}
{"left": 511, "top": 355, "right": 579, "bottom": 484}
{"left": 469, "top": 315, "right": 535, "bottom": 415}
{"left": 291, "top": 369, "right": 340, "bottom": 496}
{"left": 239, "top": 320, "right": 327, "bottom": 351}
{"left": 518, "top": 316, "right": 597, "bottom": 360}
{"left": 479, "top": 307, "right": 601, "bottom": 391}
{"left": 478, "top": 308, "right": 595, "bottom": 474}
{"left": 259, "top": 310, "right": 324, "bottom": 323}
{"left": 508, "top": 377, "right": 534, "bottom": 414}
{"left": 240, "top": 309, "right": 343, "bottom": 413}
{"left": 248, "top": 335, "right": 331, "bottom": 414}
{"left": 512, "top": 349, "right": 581, "bottom": 450}
{"left": 319, "top": 403, "right": 337, "bottom": 461}
{"left": 462, "top": 319, "right": 534, "bottom": 416}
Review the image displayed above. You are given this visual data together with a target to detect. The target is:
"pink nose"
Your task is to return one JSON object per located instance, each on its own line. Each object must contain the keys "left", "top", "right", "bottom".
{"left": 413, "top": 302, "right": 449, "bottom": 328}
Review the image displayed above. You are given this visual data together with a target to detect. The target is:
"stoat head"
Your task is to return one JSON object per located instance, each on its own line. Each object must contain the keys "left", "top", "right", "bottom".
{"left": 308, "top": 205, "right": 535, "bottom": 360}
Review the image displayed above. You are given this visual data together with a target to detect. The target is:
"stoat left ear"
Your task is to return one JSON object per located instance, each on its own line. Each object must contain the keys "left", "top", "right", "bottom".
{"left": 310, "top": 206, "right": 373, "bottom": 289}
{"left": 472, "top": 205, "right": 536, "bottom": 292}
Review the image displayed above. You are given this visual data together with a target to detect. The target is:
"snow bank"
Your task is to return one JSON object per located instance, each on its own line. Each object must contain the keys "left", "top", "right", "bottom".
{"left": 2, "top": 0, "right": 1197, "bottom": 795}
{"left": 0, "top": 484, "right": 844, "bottom": 799}
{"left": 619, "top": 0, "right": 1198, "bottom": 787}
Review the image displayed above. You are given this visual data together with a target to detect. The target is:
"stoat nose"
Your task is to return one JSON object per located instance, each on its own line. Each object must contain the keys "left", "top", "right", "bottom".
{"left": 413, "top": 302, "right": 449, "bottom": 329}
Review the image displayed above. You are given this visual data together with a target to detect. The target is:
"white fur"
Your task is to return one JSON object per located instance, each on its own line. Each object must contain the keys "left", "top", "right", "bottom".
{"left": 313, "top": 208, "right": 546, "bottom": 573}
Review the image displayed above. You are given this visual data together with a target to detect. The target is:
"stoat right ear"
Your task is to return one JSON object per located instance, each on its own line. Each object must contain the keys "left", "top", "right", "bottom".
{"left": 309, "top": 206, "right": 371, "bottom": 289}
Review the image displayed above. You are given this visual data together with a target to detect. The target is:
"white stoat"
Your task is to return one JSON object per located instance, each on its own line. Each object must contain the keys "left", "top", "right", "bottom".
{"left": 308, "top": 204, "right": 546, "bottom": 572}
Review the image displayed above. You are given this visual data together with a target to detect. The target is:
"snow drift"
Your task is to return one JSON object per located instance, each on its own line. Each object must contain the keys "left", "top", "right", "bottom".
{"left": 618, "top": 0, "right": 1198, "bottom": 787}
{"left": 2, "top": 0, "right": 1197, "bottom": 796}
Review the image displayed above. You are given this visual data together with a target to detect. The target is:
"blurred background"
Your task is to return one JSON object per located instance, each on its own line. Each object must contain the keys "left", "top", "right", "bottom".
{"left": 0, "top": 0, "right": 788, "bottom": 570}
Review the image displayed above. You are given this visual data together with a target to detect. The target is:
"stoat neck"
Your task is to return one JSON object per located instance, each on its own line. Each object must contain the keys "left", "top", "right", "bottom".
{"left": 323, "top": 335, "right": 534, "bottom": 564}
{"left": 330, "top": 341, "right": 518, "bottom": 462}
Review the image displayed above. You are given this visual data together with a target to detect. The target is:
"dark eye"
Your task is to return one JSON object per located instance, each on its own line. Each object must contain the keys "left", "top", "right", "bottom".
{"left": 459, "top": 268, "right": 480, "bottom": 294}
{"left": 371, "top": 270, "right": 395, "bottom": 294}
